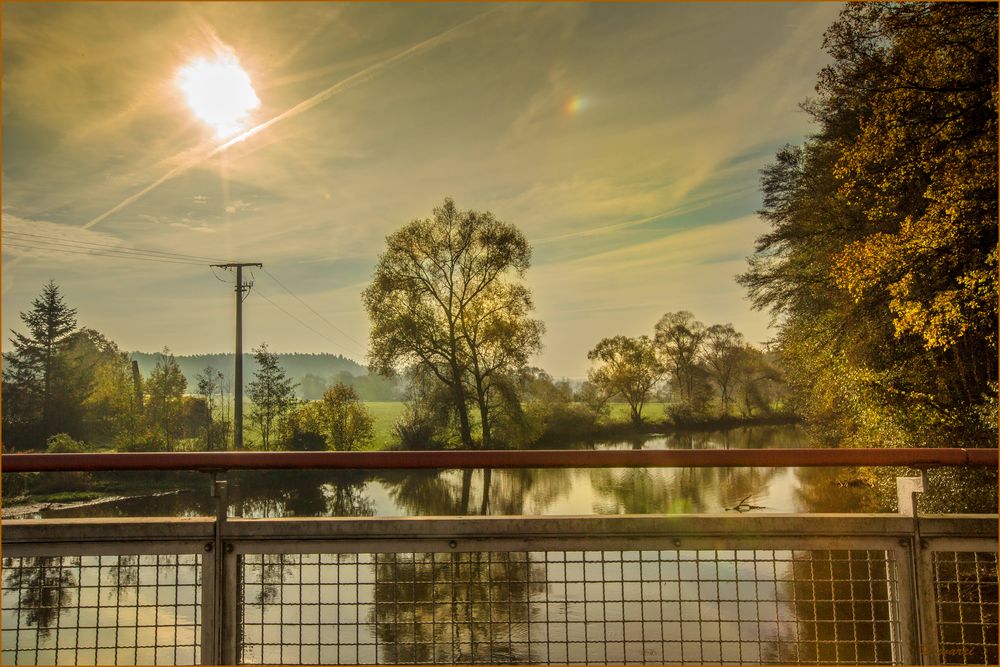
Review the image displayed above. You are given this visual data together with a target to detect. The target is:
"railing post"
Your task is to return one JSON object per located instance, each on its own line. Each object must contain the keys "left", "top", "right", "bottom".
{"left": 209, "top": 473, "right": 230, "bottom": 666}
{"left": 897, "top": 473, "right": 937, "bottom": 665}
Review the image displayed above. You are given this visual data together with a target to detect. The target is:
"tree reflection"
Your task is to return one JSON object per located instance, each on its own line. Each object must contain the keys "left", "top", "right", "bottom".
{"left": 590, "top": 465, "right": 782, "bottom": 514}
{"left": 765, "top": 550, "right": 900, "bottom": 664}
{"left": 2, "top": 557, "right": 75, "bottom": 638}
{"left": 380, "top": 467, "right": 572, "bottom": 517}
{"left": 371, "top": 551, "right": 543, "bottom": 663}
{"left": 232, "top": 470, "right": 374, "bottom": 518}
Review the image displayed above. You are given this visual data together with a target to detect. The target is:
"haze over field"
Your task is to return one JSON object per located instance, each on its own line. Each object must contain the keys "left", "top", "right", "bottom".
{"left": 2, "top": 3, "right": 842, "bottom": 377}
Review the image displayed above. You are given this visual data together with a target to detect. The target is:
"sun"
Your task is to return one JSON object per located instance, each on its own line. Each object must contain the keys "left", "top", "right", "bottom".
{"left": 177, "top": 53, "right": 260, "bottom": 139}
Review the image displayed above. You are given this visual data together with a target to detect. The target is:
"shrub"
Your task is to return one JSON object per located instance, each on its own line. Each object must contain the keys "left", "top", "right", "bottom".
{"left": 285, "top": 431, "right": 327, "bottom": 451}
{"left": 45, "top": 433, "right": 92, "bottom": 453}
{"left": 117, "top": 432, "right": 169, "bottom": 452}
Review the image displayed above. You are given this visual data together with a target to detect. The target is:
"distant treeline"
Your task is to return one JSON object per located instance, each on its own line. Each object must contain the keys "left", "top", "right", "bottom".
{"left": 128, "top": 352, "right": 399, "bottom": 400}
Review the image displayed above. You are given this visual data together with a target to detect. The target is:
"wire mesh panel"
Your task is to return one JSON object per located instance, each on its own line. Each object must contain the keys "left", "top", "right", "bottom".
{"left": 932, "top": 551, "right": 998, "bottom": 665}
{"left": 0, "top": 554, "right": 202, "bottom": 666}
{"left": 237, "top": 548, "right": 902, "bottom": 665}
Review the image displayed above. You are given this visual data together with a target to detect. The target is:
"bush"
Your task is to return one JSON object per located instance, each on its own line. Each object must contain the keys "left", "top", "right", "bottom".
{"left": 395, "top": 414, "right": 441, "bottom": 450}
{"left": 285, "top": 431, "right": 327, "bottom": 451}
{"left": 117, "top": 432, "right": 169, "bottom": 452}
{"left": 45, "top": 433, "right": 93, "bottom": 453}
{"left": 666, "top": 403, "right": 700, "bottom": 426}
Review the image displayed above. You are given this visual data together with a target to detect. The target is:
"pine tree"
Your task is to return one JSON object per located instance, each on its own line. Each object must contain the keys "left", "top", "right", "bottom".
{"left": 2, "top": 281, "right": 78, "bottom": 447}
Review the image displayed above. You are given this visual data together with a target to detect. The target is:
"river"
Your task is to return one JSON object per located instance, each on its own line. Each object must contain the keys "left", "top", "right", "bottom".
{"left": 10, "top": 425, "right": 882, "bottom": 520}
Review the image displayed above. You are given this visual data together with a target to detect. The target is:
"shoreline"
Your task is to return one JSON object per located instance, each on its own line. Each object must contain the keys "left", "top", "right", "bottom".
{"left": 534, "top": 413, "right": 802, "bottom": 446}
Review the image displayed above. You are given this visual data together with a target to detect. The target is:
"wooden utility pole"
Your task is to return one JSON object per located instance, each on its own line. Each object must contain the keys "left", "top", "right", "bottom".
{"left": 211, "top": 262, "right": 261, "bottom": 450}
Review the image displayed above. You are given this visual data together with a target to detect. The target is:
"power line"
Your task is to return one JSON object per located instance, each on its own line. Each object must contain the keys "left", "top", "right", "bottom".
{"left": 251, "top": 286, "right": 364, "bottom": 357}
{"left": 260, "top": 267, "right": 365, "bottom": 348}
{"left": 0, "top": 241, "right": 209, "bottom": 266}
{"left": 2, "top": 230, "right": 232, "bottom": 263}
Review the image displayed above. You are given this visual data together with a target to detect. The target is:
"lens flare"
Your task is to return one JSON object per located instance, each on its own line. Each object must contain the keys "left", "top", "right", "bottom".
{"left": 564, "top": 95, "right": 585, "bottom": 116}
{"left": 177, "top": 53, "right": 261, "bottom": 138}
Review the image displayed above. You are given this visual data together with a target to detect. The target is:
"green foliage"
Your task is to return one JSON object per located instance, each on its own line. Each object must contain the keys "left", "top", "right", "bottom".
{"left": 363, "top": 198, "right": 542, "bottom": 449}
{"left": 144, "top": 348, "right": 187, "bottom": 450}
{"left": 740, "top": 3, "right": 997, "bottom": 448}
{"left": 654, "top": 311, "right": 706, "bottom": 407}
{"left": 247, "top": 344, "right": 298, "bottom": 450}
{"left": 285, "top": 431, "right": 327, "bottom": 451}
{"left": 587, "top": 335, "right": 664, "bottom": 425}
{"left": 45, "top": 433, "right": 93, "bottom": 453}
{"left": 702, "top": 324, "right": 744, "bottom": 415}
{"left": 288, "top": 383, "right": 375, "bottom": 451}
{"left": 195, "top": 366, "right": 229, "bottom": 451}
{"left": 2, "top": 281, "right": 79, "bottom": 448}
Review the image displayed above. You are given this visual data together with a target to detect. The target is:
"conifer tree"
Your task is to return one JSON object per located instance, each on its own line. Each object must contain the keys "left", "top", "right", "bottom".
{"left": 2, "top": 281, "right": 78, "bottom": 446}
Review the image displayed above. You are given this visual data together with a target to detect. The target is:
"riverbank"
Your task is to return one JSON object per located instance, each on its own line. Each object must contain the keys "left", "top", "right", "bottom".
{"left": 534, "top": 412, "right": 802, "bottom": 447}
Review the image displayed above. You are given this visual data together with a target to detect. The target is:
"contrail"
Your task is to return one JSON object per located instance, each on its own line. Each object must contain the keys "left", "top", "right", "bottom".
{"left": 4, "top": 7, "right": 497, "bottom": 274}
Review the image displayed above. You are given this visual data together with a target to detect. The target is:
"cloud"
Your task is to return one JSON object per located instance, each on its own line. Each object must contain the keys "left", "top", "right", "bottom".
{"left": 1, "top": 3, "right": 840, "bottom": 373}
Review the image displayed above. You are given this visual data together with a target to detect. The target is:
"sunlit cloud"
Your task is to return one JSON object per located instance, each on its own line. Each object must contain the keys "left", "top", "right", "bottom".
{"left": 1, "top": 3, "right": 842, "bottom": 374}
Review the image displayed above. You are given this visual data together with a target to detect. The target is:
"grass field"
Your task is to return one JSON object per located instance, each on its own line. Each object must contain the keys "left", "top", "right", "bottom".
{"left": 605, "top": 402, "right": 668, "bottom": 424}
{"left": 363, "top": 401, "right": 407, "bottom": 450}
{"left": 240, "top": 400, "right": 669, "bottom": 451}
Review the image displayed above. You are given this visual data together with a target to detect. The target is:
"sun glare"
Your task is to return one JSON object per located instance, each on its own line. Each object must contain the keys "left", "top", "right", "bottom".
{"left": 177, "top": 53, "right": 260, "bottom": 139}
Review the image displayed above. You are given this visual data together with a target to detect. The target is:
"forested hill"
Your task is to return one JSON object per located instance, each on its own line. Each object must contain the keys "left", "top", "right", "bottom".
{"left": 130, "top": 352, "right": 367, "bottom": 388}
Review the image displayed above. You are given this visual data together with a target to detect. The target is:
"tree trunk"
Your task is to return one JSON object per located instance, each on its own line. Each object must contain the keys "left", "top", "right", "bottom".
{"left": 449, "top": 361, "right": 474, "bottom": 449}
{"left": 476, "top": 382, "right": 491, "bottom": 450}
{"left": 480, "top": 468, "right": 492, "bottom": 514}
{"left": 460, "top": 469, "right": 473, "bottom": 513}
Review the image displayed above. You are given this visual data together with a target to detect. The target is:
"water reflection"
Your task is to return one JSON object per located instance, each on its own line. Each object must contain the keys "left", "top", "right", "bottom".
{"left": 1, "top": 555, "right": 201, "bottom": 665}
{"left": 237, "top": 547, "right": 906, "bottom": 665}
{"left": 232, "top": 471, "right": 374, "bottom": 518}
{"left": 18, "top": 426, "right": 883, "bottom": 521}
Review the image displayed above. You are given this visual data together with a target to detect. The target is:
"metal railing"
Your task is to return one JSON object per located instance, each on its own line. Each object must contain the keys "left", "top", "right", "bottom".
{"left": 2, "top": 449, "right": 997, "bottom": 666}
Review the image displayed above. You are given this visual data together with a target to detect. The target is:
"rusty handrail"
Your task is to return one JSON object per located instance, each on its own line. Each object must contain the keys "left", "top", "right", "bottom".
{"left": 1, "top": 447, "right": 995, "bottom": 473}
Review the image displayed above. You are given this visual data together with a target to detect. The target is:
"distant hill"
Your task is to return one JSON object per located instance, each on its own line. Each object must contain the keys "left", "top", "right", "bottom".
{"left": 130, "top": 351, "right": 368, "bottom": 393}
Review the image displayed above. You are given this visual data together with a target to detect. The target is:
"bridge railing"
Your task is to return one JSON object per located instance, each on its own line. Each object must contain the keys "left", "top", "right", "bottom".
{"left": 2, "top": 448, "right": 996, "bottom": 666}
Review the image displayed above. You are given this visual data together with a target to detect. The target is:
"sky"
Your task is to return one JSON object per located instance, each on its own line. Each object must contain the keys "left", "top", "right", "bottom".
{"left": 1, "top": 2, "right": 843, "bottom": 379}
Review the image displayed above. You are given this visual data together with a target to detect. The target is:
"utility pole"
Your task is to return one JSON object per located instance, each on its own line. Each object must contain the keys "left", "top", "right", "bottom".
{"left": 211, "top": 262, "right": 261, "bottom": 450}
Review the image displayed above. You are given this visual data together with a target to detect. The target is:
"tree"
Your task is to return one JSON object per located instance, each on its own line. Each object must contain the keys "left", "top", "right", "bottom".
{"left": 246, "top": 344, "right": 298, "bottom": 450}
{"left": 702, "top": 324, "right": 744, "bottom": 415}
{"left": 586, "top": 335, "right": 664, "bottom": 425}
{"left": 364, "top": 198, "right": 541, "bottom": 448}
{"left": 739, "top": 3, "right": 998, "bottom": 447}
{"left": 289, "top": 383, "right": 374, "bottom": 451}
{"left": 196, "top": 366, "right": 227, "bottom": 450}
{"left": 460, "top": 282, "right": 544, "bottom": 447}
{"left": 732, "top": 346, "right": 781, "bottom": 418}
{"left": 67, "top": 329, "right": 142, "bottom": 447}
{"left": 654, "top": 311, "right": 706, "bottom": 406}
{"left": 2, "top": 281, "right": 78, "bottom": 447}
{"left": 145, "top": 348, "right": 187, "bottom": 450}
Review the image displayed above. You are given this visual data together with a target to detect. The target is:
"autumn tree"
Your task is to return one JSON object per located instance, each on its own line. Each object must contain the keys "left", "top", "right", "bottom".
{"left": 586, "top": 335, "right": 664, "bottom": 425}
{"left": 654, "top": 311, "right": 706, "bottom": 407}
{"left": 363, "top": 198, "right": 541, "bottom": 448}
{"left": 144, "top": 348, "right": 187, "bottom": 450}
{"left": 247, "top": 344, "right": 298, "bottom": 450}
{"left": 289, "top": 383, "right": 374, "bottom": 451}
{"left": 702, "top": 324, "right": 744, "bottom": 415}
{"left": 740, "top": 3, "right": 998, "bottom": 447}
{"left": 66, "top": 329, "right": 142, "bottom": 447}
